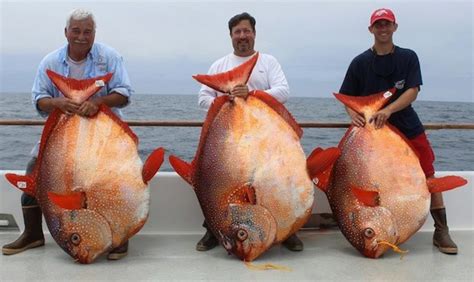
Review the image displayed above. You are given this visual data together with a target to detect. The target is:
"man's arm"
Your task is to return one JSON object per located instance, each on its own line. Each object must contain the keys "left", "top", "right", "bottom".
{"left": 369, "top": 87, "right": 419, "bottom": 129}
{"left": 264, "top": 56, "right": 289, "bottom": 104}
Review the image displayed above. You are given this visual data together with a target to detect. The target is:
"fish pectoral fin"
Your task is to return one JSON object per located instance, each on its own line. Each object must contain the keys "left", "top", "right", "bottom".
{"left": 169, "top": 155, "right": 194, "bottom": 188}
{"left": 228, "top": 183, "right": 257, "bottom": 205}
{"left": 5, "top": 173, "right": 36, "bottom": 198}
{"left": 142, "top": 147, "right": 165, "bottom": 184}
{"left": 351, "top": 186, "right": 380, "bottom": 207}
{"left": 192, "top": 53, "right": 258, "bottom": 93}
{"left": 48, "top": 191, "right": 87, "bottom": 210}
{"left": 307, "top": 147, "right": 341, "bottom": 192}
{"left": 427, "top": 176, "right": 468, "bottom": 193}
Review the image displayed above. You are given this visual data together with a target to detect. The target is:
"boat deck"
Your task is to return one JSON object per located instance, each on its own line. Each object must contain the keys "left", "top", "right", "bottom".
{"left": 1, "top": 230, "right": 473, "bottom": 281}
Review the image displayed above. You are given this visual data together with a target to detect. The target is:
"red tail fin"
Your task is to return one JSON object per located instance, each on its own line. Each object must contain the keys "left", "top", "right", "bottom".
{"left": 46, "top": 70, "right": 113, "bottom": 103}
{"left": 169, "top": 156, "right": 194, "bottom": 187}
{"left": 142, "top": 147, "right": 165, "bottom": 184}
{"left": 192, "top": 53, "right": 259, "bottom": 93}
{"left": 334, "top": 88, "right": 395, "bottom": 115}
{"left": 5, "top": 174, "right": 36, "bottom": 198}
{"left": 307, "top": 147, "right": 340, "bottom": 192}
{"left": 427, "top": 176, "right": 468, "bottom": 193}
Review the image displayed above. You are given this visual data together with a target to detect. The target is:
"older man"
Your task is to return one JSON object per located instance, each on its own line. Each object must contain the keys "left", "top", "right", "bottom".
{"left": 2, "top": 8, "right": 133, "bottom": 260}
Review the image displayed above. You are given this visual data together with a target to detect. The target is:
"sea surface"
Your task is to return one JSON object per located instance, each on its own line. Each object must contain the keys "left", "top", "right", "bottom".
{"left": 0, "top": 93, "right": 472, "bottom": 171}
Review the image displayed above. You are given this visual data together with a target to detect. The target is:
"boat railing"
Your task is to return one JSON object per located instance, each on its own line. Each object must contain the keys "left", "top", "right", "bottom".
{"left": 0, "top": 120, "right": 473, "bottom": 129}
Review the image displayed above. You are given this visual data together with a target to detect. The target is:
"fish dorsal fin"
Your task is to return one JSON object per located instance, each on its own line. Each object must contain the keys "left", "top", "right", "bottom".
{"left": 252, "top": 90, "right": 303, "bottom": 138}
{"left": 169, "top": 155, "right": 194, "bottom": 188}
{"left": 228, "top": 183, "right": 257, "bottom": 205}
{"left": 142, "top": 147, "right": 165, "bottom": 184}
{"left": 307, "top": 147, "right": 340, "bottom": 192}
{"left": 192, "top": 53, "right": 259, "bottom": 93}
{"left": 46, "top": 70, "right": 113, "bottom": 103}
{"left": 334, "top": 88, "right": 395, "bottom": 117}
{"left": 427, "top": 176, "right": 468, "bottom": 193}
{"left": 351, "top": 186, "right": 380, "bottom": 207}
{"left": 5, "top": 174, "right": 36, "bottom": 197}
{"left": 48, "top": 191, "right": 87, "bottom": 210}
{"left": 99, "top": 104, "right": 138, "bottom": 145}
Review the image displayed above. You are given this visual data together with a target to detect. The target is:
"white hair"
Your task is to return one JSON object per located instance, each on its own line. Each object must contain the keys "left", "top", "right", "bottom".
{"left": 66, "top": 8, "right": 96, "bottom": 29}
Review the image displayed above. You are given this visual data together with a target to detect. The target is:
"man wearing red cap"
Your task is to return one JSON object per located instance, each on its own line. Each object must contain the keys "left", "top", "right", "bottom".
{"left": 339, "top": 8, "right": 458, "bottom": 254}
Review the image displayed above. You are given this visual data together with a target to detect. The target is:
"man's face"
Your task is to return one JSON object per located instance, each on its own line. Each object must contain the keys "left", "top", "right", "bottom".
{"left": 65, "top": 18, "right": 95, "bottom": 55}
{"left": 230, "top": 20, "right": 255, "bottom": 57}
{"left": 369, "top": 20, "right": 398, "bottom": 44}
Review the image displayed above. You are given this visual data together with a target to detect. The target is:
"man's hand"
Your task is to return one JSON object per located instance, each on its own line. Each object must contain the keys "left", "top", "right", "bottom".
{"left": 77, "top": 100, "right": 100, "bottom": 117}
{"left": 51, "top": 97, "right": 81, "bottom": 116}
{"left": 229, "top": 84, "right": 249, "bottom": 100}
{"left": 369, "top": 108, "right": 392, "bottom": 129}
{"left": 346, "top": 107, "right": 366, "bottom": 127}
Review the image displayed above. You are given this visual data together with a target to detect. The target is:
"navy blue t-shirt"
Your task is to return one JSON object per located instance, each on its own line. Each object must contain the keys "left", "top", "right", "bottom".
{"left": 339, "top": 46, "right": 425, "bottom": 138}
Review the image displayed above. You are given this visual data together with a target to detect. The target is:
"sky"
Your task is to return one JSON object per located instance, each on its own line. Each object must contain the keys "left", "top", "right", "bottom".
{"left": 0, "top": 0, "right": 472, "bottom": 102}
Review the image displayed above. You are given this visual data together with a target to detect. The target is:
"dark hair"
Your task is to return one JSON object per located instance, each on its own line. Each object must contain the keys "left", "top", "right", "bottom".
{"left": 228, "top": 12, "right": 256, "bottom": 33}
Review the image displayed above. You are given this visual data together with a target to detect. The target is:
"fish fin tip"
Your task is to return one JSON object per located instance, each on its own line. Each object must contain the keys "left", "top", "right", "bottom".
{"left": 427, "top": 176, "right": 468, "bottom": 193}
{"left": 169, "top": 155, "right": 194, "bottom": 187}
{"left": 5, "top": 173, "right": 36, "bottom": 197}
{"left": 142, "top": 147, "right": 165, "bottom": 183}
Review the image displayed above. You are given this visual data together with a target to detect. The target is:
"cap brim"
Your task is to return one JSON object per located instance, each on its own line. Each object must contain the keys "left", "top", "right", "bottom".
{"left": 371, "top": 16, "right": 395, "bottom": 26}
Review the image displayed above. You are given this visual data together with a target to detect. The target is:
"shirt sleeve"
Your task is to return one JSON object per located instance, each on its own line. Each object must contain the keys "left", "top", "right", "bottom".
{"left": 31, "top": 60, "right": 56, "bottom": 118}
{"left": 106, "top": 54, "right": 133, "bottom": 107}
{"left": 264, "top": 56, "right": 289, "bottom": 104}
{"left": 405, "top": 51, "right": 423, "bottom": 90}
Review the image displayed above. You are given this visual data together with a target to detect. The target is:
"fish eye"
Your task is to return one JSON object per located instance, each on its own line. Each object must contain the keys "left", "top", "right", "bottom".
{"left": 70, "top": 233, "right": 81, "bottom": 245}
{"left": 236, "top": 229, "right": 248, "bottom": 241}
{"left": 363, "top": 228, "right": 375, "bottom": 238}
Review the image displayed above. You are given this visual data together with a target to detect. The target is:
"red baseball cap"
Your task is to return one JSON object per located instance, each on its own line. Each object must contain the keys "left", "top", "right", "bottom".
{"left": 370, "top": 8, "right": 396, "bottom": 26}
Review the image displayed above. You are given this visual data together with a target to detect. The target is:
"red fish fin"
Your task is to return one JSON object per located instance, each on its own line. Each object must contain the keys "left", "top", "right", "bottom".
{"left": 251, "top": 90, "right": 303, "bottom": 138}
{"left": 228, "top": 183, "right": 257, "bottom": 205}
{"left": 427, "top": 176, "right": 468, "bottom": 193}
{"left": 169, "top": 155, "right": 194, "bottom": 187}
{"left": 192, "top": 53, "right": 259, "bottom": 93}
{"left": 46, "top": 70, "right": 113, "bottom": 103}
{"left": 99, "top": 105, "right": 138, "bottom": 144}
{"left": 5, "top": 174, "right": 36, "bottom": 198}
{"left": 142, "top": 147, "right": 165, "bottom": 184}
{"left": 48, "top": 191, "right": 86, "bottom": 210}
{"left": 334, "top": 88, "right": 395, "bottom": 115}
{"left": 307, "top": 147, "right": 340, "bottom": 180}
{"left": 351, "top": 186, "right": 380, "bottom": 207}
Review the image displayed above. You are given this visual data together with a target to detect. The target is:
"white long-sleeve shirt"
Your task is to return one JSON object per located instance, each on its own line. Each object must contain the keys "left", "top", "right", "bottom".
{"left": 198, "top": 52, "right": 289, "bottom": 110}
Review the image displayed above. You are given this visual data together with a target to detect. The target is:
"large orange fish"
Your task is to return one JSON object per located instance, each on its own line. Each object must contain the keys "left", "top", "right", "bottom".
{"left": 314, "top": 90, "right": 467, "bottom": 258}
{"left": 5, "top": 71, "right": 164, "bottom": 263}
{"left": 170, "top": 53, "right": 339, "bottom": 261}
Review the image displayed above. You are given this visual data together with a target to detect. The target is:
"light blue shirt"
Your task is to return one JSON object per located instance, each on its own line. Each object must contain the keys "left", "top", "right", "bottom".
{"left": 32, "top": 42, "right": 133, "bottom": 118}
{"left": 30, "top": 42, "right": 133, "bottom": 156}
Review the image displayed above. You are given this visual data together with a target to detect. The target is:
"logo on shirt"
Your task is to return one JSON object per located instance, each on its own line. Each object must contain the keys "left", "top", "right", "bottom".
{"left": 394, "top": 79, "right": 405, "bottom": 89}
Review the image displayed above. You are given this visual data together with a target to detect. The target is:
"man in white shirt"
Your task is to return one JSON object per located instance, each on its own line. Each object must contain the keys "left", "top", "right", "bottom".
{"left": 196, "top": 12, "right": 303, "bottom": 252}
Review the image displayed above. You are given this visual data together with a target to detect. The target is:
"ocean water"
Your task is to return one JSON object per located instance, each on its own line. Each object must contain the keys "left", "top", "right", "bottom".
{"left": 0, "top": 93, "right": 472, "bottom": 171}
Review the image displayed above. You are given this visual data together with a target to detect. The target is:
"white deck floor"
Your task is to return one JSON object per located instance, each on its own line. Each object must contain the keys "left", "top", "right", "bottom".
{"left": 1, "top": 230, "right": 473, "bottom": 281}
